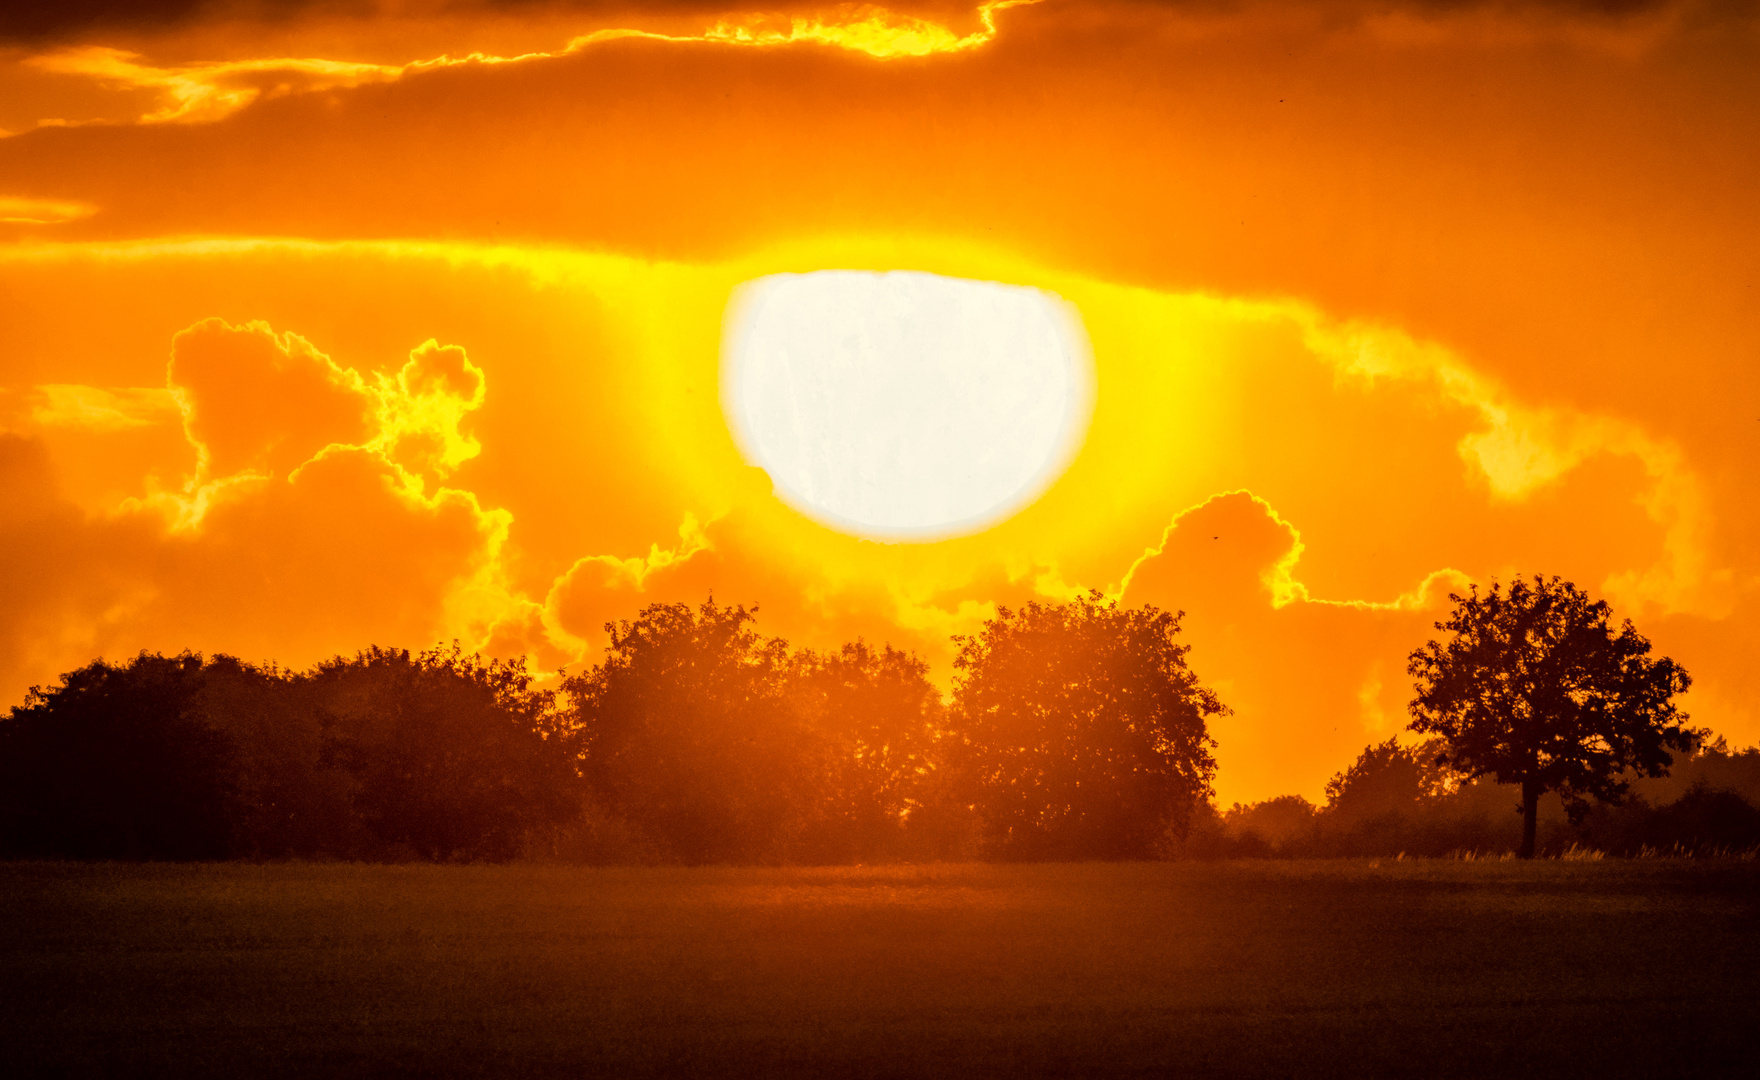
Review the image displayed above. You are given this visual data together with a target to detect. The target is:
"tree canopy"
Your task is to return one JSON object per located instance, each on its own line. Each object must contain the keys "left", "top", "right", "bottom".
{"left": 950, "top": 591, "right": 1224, "bottom": 860}
{"left": 788, "top": 640, "right": 943, "bottom": 862}
{"left": 312, "top": 645, "right": 580, "bottom": 861}
{"left": 1322, "top": 737, "right": 1453, "bottom": 826}
{"left": 0, "top": 647, "right": 581, "bottom": 861}
{"left": 562, "top": 599, "right": 808, "bottom": 864}
{"left": 0, "top": 652, "right": 235, "bottom": 860}
{"left": 1407, "top": 575, "right": 1695, "bottom": 857}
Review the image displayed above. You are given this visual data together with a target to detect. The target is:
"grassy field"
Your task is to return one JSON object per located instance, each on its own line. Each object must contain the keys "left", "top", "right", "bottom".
{"left": 2, "top": 860, "right": 1757, "bottom": 1078}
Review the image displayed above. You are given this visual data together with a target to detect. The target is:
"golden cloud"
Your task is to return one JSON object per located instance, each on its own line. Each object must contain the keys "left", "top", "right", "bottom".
{"left": 0, "top": 195, "right": 98, "bottom": 223}
{"left": 14, "top": 1, "right": 1042, "bottom": 131}
{"left": 27, "top": 385, "right": 180, "bottom": 430}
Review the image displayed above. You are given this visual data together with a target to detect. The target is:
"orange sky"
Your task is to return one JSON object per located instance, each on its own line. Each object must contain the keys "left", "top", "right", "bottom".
{"left": 2, "top": 0, "right": 1756, "bottom": 804}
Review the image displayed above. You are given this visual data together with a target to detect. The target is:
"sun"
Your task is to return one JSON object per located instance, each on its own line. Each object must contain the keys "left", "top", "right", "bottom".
{"left": 720, "top": 269, "right": 1095, "bottom": 542}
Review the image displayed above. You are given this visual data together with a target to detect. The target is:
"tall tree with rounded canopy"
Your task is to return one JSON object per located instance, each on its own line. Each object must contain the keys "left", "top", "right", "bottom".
{"left": 950, "top": 591, "right": 1224, "bottom": 860}
{"left": 563, "top": 599, "right": 807, "bottom": 863}
{"left": 1407, "top": 576, "right": 1694, "bottom": 858}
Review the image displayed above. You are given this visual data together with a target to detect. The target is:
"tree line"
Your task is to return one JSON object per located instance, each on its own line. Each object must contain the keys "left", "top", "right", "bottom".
{"left": 1186, "top": 736, "right": 1760, "bottom": 860}
{"left": 0, "top": 593, "right": 1221, "bottom": 863}
{"left": 2, "top": 576, "right": 1753, "bottom": 863}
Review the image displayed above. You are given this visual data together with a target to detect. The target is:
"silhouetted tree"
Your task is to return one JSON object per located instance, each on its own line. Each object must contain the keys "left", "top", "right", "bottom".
{"left": 949, "top": 591, "right": 1224, "bottom": 860}
{"left": 1408, "top": 576, "right": 1695, "bottom": 857}
{"left": 1564, "top": 780, "right": 1758, "bottom": 856}
{"left": 0, "top": 652, "right": 238, "bottom": 859}
{"left": 312, "top": 645, "right": 581, "bottom": 861}
{"left": 1220, "top": 794, "right": 1318, "bottom": 856}
{"left": 1323, "top": 737, "right": 1454, "bottom": 825}
{"left": 789, "top": 640, "right": 943, "bottom": 861}
{"left": 563, "top": 600, "right": 809, "bottom": 863}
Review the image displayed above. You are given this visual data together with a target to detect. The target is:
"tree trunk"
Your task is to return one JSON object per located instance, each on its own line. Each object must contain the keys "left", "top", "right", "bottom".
{"left": 1519, "top": 779, "right": 1539, "bottom": 859}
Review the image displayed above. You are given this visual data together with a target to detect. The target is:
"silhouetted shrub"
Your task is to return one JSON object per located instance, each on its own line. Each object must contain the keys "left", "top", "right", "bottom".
{"left": 1575, "top": 784, "right": 1760, "bottom": 856}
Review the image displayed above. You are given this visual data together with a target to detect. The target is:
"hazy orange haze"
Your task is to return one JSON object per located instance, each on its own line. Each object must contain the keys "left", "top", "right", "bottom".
{"left": 2, "top": 0, "right": 1757, "bottom": 804}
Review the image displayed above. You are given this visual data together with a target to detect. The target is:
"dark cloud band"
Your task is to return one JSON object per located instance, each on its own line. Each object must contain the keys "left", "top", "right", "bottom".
{"left": 7, "top": 0, "right": 1745, "bottom": 46}
{"left": 0, "top": 1, "right": 733, "bottom": 45}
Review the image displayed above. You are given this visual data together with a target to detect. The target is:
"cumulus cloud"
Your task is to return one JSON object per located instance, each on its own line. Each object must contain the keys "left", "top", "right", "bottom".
{"left": 0, "top": 317, "right": 515, "bottom": 697}
{"left": 1116, "top": 490, "right": 1464, "bottom": 800}
{"left": 169, "top": 318, "right": 372, "bottom": 480}
{"left": 523, "top": 504, "right": 911, "bottom": 657}
{"left": 117, "top": 318, "right": 499, "bottom": 533}
{"left": 0, "top": 313, "right": 876, "bottom": 707}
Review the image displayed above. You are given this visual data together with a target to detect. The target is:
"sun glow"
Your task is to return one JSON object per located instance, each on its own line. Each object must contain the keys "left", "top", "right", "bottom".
{"left": 722, "top": 270, "right": 1092, "bottom": 541}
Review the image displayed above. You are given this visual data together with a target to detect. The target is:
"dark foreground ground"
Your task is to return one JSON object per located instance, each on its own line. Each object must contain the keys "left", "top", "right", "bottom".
{"left": 2, "top": 860, "right": 1757, "bottom": 1079}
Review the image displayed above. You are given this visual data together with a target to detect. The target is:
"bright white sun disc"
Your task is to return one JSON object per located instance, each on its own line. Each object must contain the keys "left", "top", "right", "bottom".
{"left": 722, "top": 270, "right": 1094, "bottom": 541}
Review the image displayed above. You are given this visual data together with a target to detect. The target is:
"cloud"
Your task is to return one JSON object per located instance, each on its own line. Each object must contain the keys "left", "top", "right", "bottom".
{"left": 0, "top": 196, "right": 98, "bottom": 224}
{"left": 1116, "top": 490, "right": 1464, "bottom": 800}
{"left": 0, "top": 1, "right": 1043, "bottom": 47}
{"left": 1353, "top": 0, "right": 1759, "bottom": 54}
{"left": 168, "top": 318, "right": 372, "bottom": 481}
{"left": 27, "top": 384, "right": 180, "bottom": 430}
{"left": 119, "top": 318, "right": 497, "bottom": 534}
{"left": 1296, "top": 314, "right": 1732, "bottom": 617}
{"left": 24, "top": 46, "right": 408, "bottom": 126}
{"left": 14, "top": 1, "right": 1042, "bottom": 130}
{"left": 701, "top": 0, "right": 1038, "bottom": 56}
{"left": 8, "top": 0, "right": 1746, "bottom": 138}
{"left": 0, "top": 2, "right": 729, "bottom": 45}
{"left": 1118, "top": 489, "right": 1468, "bottom": 615}
{"left": 0, "top": 313, "right": 844, "bottom": 702}
{"left": 540, "top": 512, "right": 716, "bottom": 653}
{"left": 0, "top": 317, "right": 519, "bottom": 699}
{"left": 372, "top": 338, "right": 488, "bottom": 480}
{"left": 0, "top": 432, "right": 162, "bottom": 688}
{"left": 530, "top": 499, "right": 913, "bottom": 656}
{"left": 0, "top": 1, "right": 209, "bottom": 43}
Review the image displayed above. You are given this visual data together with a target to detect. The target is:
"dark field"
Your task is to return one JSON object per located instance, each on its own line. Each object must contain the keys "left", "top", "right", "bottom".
{"left": 3, "top": 861, "right": 1757, "bottom": 1078}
